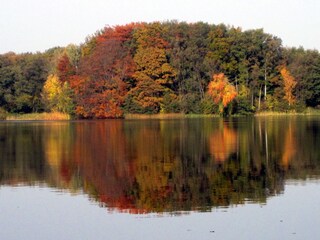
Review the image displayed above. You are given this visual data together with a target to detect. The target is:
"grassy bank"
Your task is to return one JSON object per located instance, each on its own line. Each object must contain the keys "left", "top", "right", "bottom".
{"left": 124, "top": 113, "right": 220, "bottom": 119}
{"left": 125, "top": 113, "right": 183, "bottom": 119}
{"left": 3, "top": 109, "right": 320, "bottom": 121}
{"left": 255, "top": 108, "right": 320, "bottom": 117}
{"left": 4, "top": 112, "right": 218, "bottom": 121}
{"left": 6, "top": 112, "right": 71, "bottom": 121}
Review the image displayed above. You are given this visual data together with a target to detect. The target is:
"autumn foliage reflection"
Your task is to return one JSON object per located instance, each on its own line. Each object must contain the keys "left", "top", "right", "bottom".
{"left": 281, "top": 121, "right": 296, "bottom": 169}
{"left": 72, "top": 121, "right": 137, "bottom": 211}
{"left": 1, "top": 118, "right": 320, "bottom": 213}
{"left": 209, "top": 120, "right": 237, "bottom": 162}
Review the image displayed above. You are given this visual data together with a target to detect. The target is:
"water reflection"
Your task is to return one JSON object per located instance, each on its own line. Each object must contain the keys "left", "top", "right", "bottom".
{"left": 209, "top": 120, "right": 237, "bottom": 162}
{"left": 1, "top": 117, "right": 320, "bottom": 213}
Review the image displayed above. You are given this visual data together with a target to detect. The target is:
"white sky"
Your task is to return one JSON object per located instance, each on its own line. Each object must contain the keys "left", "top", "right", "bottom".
{"left": 0, "top": 0, "right": 319, "bottom": 54}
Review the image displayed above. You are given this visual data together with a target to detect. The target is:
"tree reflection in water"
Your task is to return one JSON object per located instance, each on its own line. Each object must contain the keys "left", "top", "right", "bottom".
{"left": 0, "top": 117, "right": 320, "bottom": 213}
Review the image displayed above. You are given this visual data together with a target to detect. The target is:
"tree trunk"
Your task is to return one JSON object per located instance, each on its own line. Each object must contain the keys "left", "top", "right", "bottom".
{"left": 235, "top": 77, "right": 238, "bottom": 93}
{"left": 258, "top": 85, "right": 262, "bottom": 111}
{"left": 251, "top": 91, "right": 254, "bottom": 108}
{"left": 264, "top": 66, "right": 267, "bottom": 101}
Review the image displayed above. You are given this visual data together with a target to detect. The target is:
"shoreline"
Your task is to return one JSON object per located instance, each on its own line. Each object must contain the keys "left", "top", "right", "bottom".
{"left": 2, "top": 109, "right": 320, "bottom": 121}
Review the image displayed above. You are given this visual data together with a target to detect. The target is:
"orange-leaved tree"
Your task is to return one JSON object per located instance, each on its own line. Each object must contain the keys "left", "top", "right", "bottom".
{"left": 207, "top": 73, "right": 237, "bottom": 114}
{"left": 126, "top": 22, "right": 176, "bottom": 113}
{"left": 72, "top": 24, "right": 136, "bottom": 118}
{"left": 280, "top": 67, "right": 297, "bottom": 106}
{"left": 57, "top": 54, "right": 76, "bottom": 83}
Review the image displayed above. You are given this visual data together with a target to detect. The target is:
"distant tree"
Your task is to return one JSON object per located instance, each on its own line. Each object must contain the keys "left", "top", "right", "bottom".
{"left": 283, "top": 48, "right": 320, "bottom": 107}
{"left": 167, "top": 21, "right": 210, "bottom": 113}
{"left": 65, "top": 44, "right": 81, "bottom": 71}
{"left": 0, "top": 53, "right": 18, "bottom": 111}
{"left": 0, "top": 52, "right": 48, "bottom": 113}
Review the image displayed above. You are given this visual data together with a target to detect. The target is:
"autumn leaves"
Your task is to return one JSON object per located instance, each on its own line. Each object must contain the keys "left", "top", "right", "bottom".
{"left": 280, "top": 67, "right": 297, "bottom": 106}
{"left": 40, "top": 22, "right": 300, "bottom": 118}
{"left": 207, "top": 68, "right": 297, "bottom": 114}
{"left": 207, "top": 73, "right": 237, "bottom": 114}
{"left": 126, "top": 23, "right": 176, "bottom": 114}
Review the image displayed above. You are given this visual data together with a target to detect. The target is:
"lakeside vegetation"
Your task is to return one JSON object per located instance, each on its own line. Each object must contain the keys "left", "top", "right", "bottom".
{"left": 255, "top": 108, "right": 320, "bottom": 116}
{"left": 1, "top": 21, "right": 320, "bottom": 119}
{"left": 124, "top": 113, "right": 220, "bottom": 119}
{"left": 3, "top": 108, "right": 320, "bottom": 121}
{"left": 5, "top": 112, "right": 70, "bottom": 121}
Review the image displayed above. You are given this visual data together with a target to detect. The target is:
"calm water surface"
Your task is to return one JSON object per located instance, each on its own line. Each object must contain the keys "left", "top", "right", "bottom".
{"left": 1, "top": 116, "right": 320, "bottom": 239}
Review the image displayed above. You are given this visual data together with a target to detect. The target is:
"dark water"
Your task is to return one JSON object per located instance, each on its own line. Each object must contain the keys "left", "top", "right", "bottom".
{"left": 1, "top": 116, "right": 320, "bottom": 239}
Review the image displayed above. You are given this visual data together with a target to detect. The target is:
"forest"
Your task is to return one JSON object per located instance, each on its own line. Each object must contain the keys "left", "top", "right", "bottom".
{"left": 1, "top": 21, "right": 320, "bottom": 118}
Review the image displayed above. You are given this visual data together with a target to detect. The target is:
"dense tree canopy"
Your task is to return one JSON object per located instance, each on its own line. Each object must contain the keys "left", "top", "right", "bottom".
{"left": 1, "top": 21, "right": 320, "bottom": 118}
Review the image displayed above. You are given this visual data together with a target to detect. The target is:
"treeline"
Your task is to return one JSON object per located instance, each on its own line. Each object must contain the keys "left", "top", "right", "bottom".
{"left": 1, "top": 21, "right": 320, "bottom": 118}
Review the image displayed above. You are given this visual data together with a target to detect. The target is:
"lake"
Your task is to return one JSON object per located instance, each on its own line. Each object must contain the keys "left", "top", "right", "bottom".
{"left": 1, "top": 116, "right": 320, "bottom": 240}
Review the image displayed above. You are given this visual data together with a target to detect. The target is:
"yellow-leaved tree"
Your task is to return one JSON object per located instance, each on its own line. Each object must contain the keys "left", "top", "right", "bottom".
{"left": 42, "top": 74, "right": 74, "bottom": 114}
{"left": 207, "top": 73, "right": 237, "bottom": 114}
{"left": 280, "top": 67, "right": 297, "bottom": 106}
